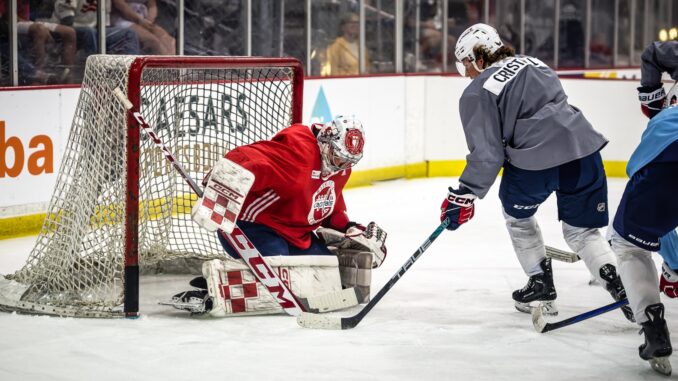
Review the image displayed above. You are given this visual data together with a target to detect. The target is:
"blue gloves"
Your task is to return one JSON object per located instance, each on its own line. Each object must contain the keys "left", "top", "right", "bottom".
{"left": 440, "top": 186, "right": 477, "bottom": 231}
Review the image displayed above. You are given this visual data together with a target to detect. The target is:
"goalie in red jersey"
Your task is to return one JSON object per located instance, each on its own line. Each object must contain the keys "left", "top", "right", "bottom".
{"left": 167, "top": 116, "right": 388, "bottom": 317}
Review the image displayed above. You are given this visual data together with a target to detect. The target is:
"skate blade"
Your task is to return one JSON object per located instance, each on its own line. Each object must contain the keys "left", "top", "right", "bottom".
{"left": 649, "top": 356, "right": 672, "bottom": 376}
{"left": 515, "top": 301, "right": 558, "bottom": 316}
{"left": 620, "top": 305, "right": 636, "bottom": 323}
{"left": 158, "top": 299, "right": 208, "bottom": 314}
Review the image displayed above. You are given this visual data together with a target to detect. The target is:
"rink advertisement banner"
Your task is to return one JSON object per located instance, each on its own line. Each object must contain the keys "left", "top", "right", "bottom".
{"left": 0, "top": 88, "right": 79, "bottom": 214}
{"left": 0, "top": 75, "right": 650, "bottom": 229}
{"left": 302, "top": 77, "right": 408, "bottom": 172}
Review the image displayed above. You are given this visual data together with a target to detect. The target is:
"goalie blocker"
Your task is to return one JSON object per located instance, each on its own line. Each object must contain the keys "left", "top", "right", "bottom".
{"left": 191, "top": 157, "right": 255, "bottom": 234}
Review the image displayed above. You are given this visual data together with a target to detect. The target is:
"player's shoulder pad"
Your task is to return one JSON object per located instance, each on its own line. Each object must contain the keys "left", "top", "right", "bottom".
{"left": 483, "top": 56, "right": 548, "bottom": 96}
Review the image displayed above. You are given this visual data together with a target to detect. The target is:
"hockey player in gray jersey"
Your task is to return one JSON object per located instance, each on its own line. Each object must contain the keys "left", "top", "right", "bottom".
{"left": 439, "top": 23, "right": 632, "bottom": 321}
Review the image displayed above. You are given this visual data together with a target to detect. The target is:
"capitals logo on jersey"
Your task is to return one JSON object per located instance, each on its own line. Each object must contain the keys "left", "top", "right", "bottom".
{"left": 308, "top": 181, "right": 336, "bottom": 224}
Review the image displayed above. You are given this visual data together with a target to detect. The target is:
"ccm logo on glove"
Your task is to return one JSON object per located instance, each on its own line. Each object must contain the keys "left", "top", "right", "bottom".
{"left": 440, "top": 186, "right": 477, "bottom": 231}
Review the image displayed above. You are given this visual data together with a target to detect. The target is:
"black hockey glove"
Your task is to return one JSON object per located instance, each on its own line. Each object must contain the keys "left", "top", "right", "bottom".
{"left": 638, "top": 84, "right": 666, "bottom": 119}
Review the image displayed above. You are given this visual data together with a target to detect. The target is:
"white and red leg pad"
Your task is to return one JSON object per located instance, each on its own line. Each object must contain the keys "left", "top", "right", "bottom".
{"left": 191, "top": 158, "right": 255, "bottom": 233}
{"left": 335, "top": 249, "right": 373, "bottom": 304}
{"left": 203, "top": 255, "right": 342, "bottom": 317}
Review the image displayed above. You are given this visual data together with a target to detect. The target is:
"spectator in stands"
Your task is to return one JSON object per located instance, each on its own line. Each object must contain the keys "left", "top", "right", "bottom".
{"left": 323, "top": 12, "right": 365, "bottom": 76}
{"left": 111, "top": 0, "right": 175, "bottom": 55}
{"left": 589, "top": 31, "right": 612, "bottom": 66}
{"left": 559, "top": 1, "right": 585, "bottom": 67}
{"left": 0, "top": 0, "right": 76, "bottom": 84}
{"left": 53, "top": 0, "right": 140, "bottom": 56}
{"left": 403, "top": 0, "right": 455, "bottom": 72}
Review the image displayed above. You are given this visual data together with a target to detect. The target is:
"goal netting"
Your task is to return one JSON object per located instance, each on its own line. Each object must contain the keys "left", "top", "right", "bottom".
{"left": 0, "top": 55, "right": 303, "bottom": 317}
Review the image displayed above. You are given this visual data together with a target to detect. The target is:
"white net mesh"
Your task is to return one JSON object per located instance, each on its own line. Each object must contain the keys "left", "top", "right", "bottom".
{"left": 2, "top": 55, "right": 300, "bottom": 317}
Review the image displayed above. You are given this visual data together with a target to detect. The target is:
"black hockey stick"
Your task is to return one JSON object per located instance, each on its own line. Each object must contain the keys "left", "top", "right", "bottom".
{"left": 297, "top": 218, "right": 450, "bottom": 330}
{"left": 531, "top": 298, "right": 629, "bottom": 333}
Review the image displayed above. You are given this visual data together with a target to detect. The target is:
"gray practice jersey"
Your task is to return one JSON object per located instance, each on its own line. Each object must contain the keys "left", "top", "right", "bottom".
{"left": 640, "top": 41, "right": 678, "bottom": 87}
{"left": 458, "top": 55, "right": 608, "bottom": 198}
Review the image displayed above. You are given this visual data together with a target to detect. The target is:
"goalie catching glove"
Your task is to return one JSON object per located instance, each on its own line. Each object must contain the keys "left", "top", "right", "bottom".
{"left": 191, "top": 157, "right": 254, "bottom": 233}
{"left": 317, "top": 222, "right": 388, "bottom": 268}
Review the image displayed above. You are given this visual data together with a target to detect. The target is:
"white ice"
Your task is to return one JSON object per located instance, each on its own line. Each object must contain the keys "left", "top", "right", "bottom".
{"left": 0, "top": 177, "right": 673, "bottom": 381}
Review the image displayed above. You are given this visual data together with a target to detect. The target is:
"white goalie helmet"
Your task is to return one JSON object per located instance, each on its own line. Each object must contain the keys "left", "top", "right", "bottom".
{"left": 665, "top": 82, "right": 678, "bottom": 109}
{"left": 454, "top": 23, "right": 503, "bottom": 76}
{"left": 317, "top": 115, "right": 365, "bottom": 175}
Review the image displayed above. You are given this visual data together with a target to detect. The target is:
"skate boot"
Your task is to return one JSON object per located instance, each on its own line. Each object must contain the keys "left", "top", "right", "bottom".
{"left": 513, "top": 258, "right": 558, "bottom": 316}
{"left": 160, "top": 277, "right": 212, "bottom": 315}
{"left": 599, "top": 264, "right": 635, "bottom": 322}
{"left": 639, "top": 303, "right": 672, "bottom": 375}
{"left": 162, "top": 289, "right": 213, "bottom": 315}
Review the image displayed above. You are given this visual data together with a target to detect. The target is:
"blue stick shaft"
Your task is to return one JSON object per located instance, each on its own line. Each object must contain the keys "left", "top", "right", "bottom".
{"left": 542, "top": 299, "right": 630, "bottom": 333}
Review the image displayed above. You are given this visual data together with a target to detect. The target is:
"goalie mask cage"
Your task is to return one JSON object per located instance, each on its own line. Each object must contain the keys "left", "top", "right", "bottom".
{"left": 0, "top": 55, "right": 303, "bottom": 318}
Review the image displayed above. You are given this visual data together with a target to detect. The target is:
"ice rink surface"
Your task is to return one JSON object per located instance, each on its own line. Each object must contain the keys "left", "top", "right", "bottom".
{"left": 0, "top": 177, "right": 674, "bottom": 381}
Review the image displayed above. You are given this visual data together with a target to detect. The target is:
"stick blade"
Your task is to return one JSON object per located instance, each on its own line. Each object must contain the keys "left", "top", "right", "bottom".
{"left": 297, "top": 312, "right": 343, "bottom": 330}
{"left": 301, "top": 288, "right": 361, "bottom": 313}
{"left": 545, "top": 246, "right": 580, "bottom": 263}
{"left": 531, "top": 304, "right": 548, "bottom": 333}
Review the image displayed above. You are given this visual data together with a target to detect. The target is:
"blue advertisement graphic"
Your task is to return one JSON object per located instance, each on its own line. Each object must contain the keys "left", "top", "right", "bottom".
{"left": 310, "top": 86, "right": 332, "bottom": 124}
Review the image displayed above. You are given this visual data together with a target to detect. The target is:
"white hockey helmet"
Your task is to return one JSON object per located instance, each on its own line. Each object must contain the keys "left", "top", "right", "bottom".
{"left": 317, "top": 115, "right": 365, "bottom": 174}
{"left": 454, "top": 23, "right": 503, "bottom": 76}
{"left": 665, "top": 82, "right": 678, "bottom": 109}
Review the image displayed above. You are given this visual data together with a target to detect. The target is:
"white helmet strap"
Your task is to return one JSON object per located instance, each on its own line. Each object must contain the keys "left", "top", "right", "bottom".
{"left": 455, "top": 58, "right": 486, "bottom": 77}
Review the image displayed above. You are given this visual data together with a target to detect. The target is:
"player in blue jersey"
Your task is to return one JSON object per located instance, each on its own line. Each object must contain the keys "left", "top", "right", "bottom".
{"left": 609, "top": 40, "right": 678, "bottom": 375}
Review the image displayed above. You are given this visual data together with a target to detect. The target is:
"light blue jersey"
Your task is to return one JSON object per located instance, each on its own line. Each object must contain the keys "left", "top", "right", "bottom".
{"left": 626, "top": 106, "right": 678, "bottom": 267}
{"left": 660, "top": 230, "right": 678, "bottom": 269}
{"left": 627, "top": 106, "right": 678, "bottom": 177}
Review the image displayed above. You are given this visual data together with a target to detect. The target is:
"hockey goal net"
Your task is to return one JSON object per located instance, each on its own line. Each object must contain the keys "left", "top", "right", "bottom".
{"left": 0, "top": 55, "right": 303, "bottom": 317}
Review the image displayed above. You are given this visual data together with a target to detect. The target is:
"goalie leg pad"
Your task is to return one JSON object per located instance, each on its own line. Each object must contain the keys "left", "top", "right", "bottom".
{"left": 203, "top": 256, "right": 342, "bottom": 317}
{"left": 336, "top": 249, "right": 372, "bottom": 304}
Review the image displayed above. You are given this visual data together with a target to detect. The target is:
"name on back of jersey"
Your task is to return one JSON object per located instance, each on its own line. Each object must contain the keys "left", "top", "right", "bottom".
{"left": 483, "top": 56, "right": 547, "bottom": 96}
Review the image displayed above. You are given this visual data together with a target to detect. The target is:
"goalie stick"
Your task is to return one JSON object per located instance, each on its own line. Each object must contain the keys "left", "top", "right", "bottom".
{"left": 113, "top": 88, "right": 312, "bottom": 317}
{"left": 531, "top": 298, "right": 629, "bottom": 333}
{"left": 297, "top": 218, "right": 450, "bottom": 330}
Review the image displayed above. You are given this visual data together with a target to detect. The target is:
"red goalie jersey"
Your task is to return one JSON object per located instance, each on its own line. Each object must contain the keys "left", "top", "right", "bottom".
{"left": 224, "top": 124, "right": 352, "bottom": 249}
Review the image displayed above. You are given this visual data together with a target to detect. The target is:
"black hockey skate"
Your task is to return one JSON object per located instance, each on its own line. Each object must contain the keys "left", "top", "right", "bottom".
{"left": 598, "top": 264, "right": 635, "bottom": 322}
{"left": 159, "top": 277, "right": 213, "bottom": 315}
{"left": 639, "top": 303, "right": 672, "bottom": 376}
{"left": 513, "top": 258, "right": 558, "bottom": 316}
